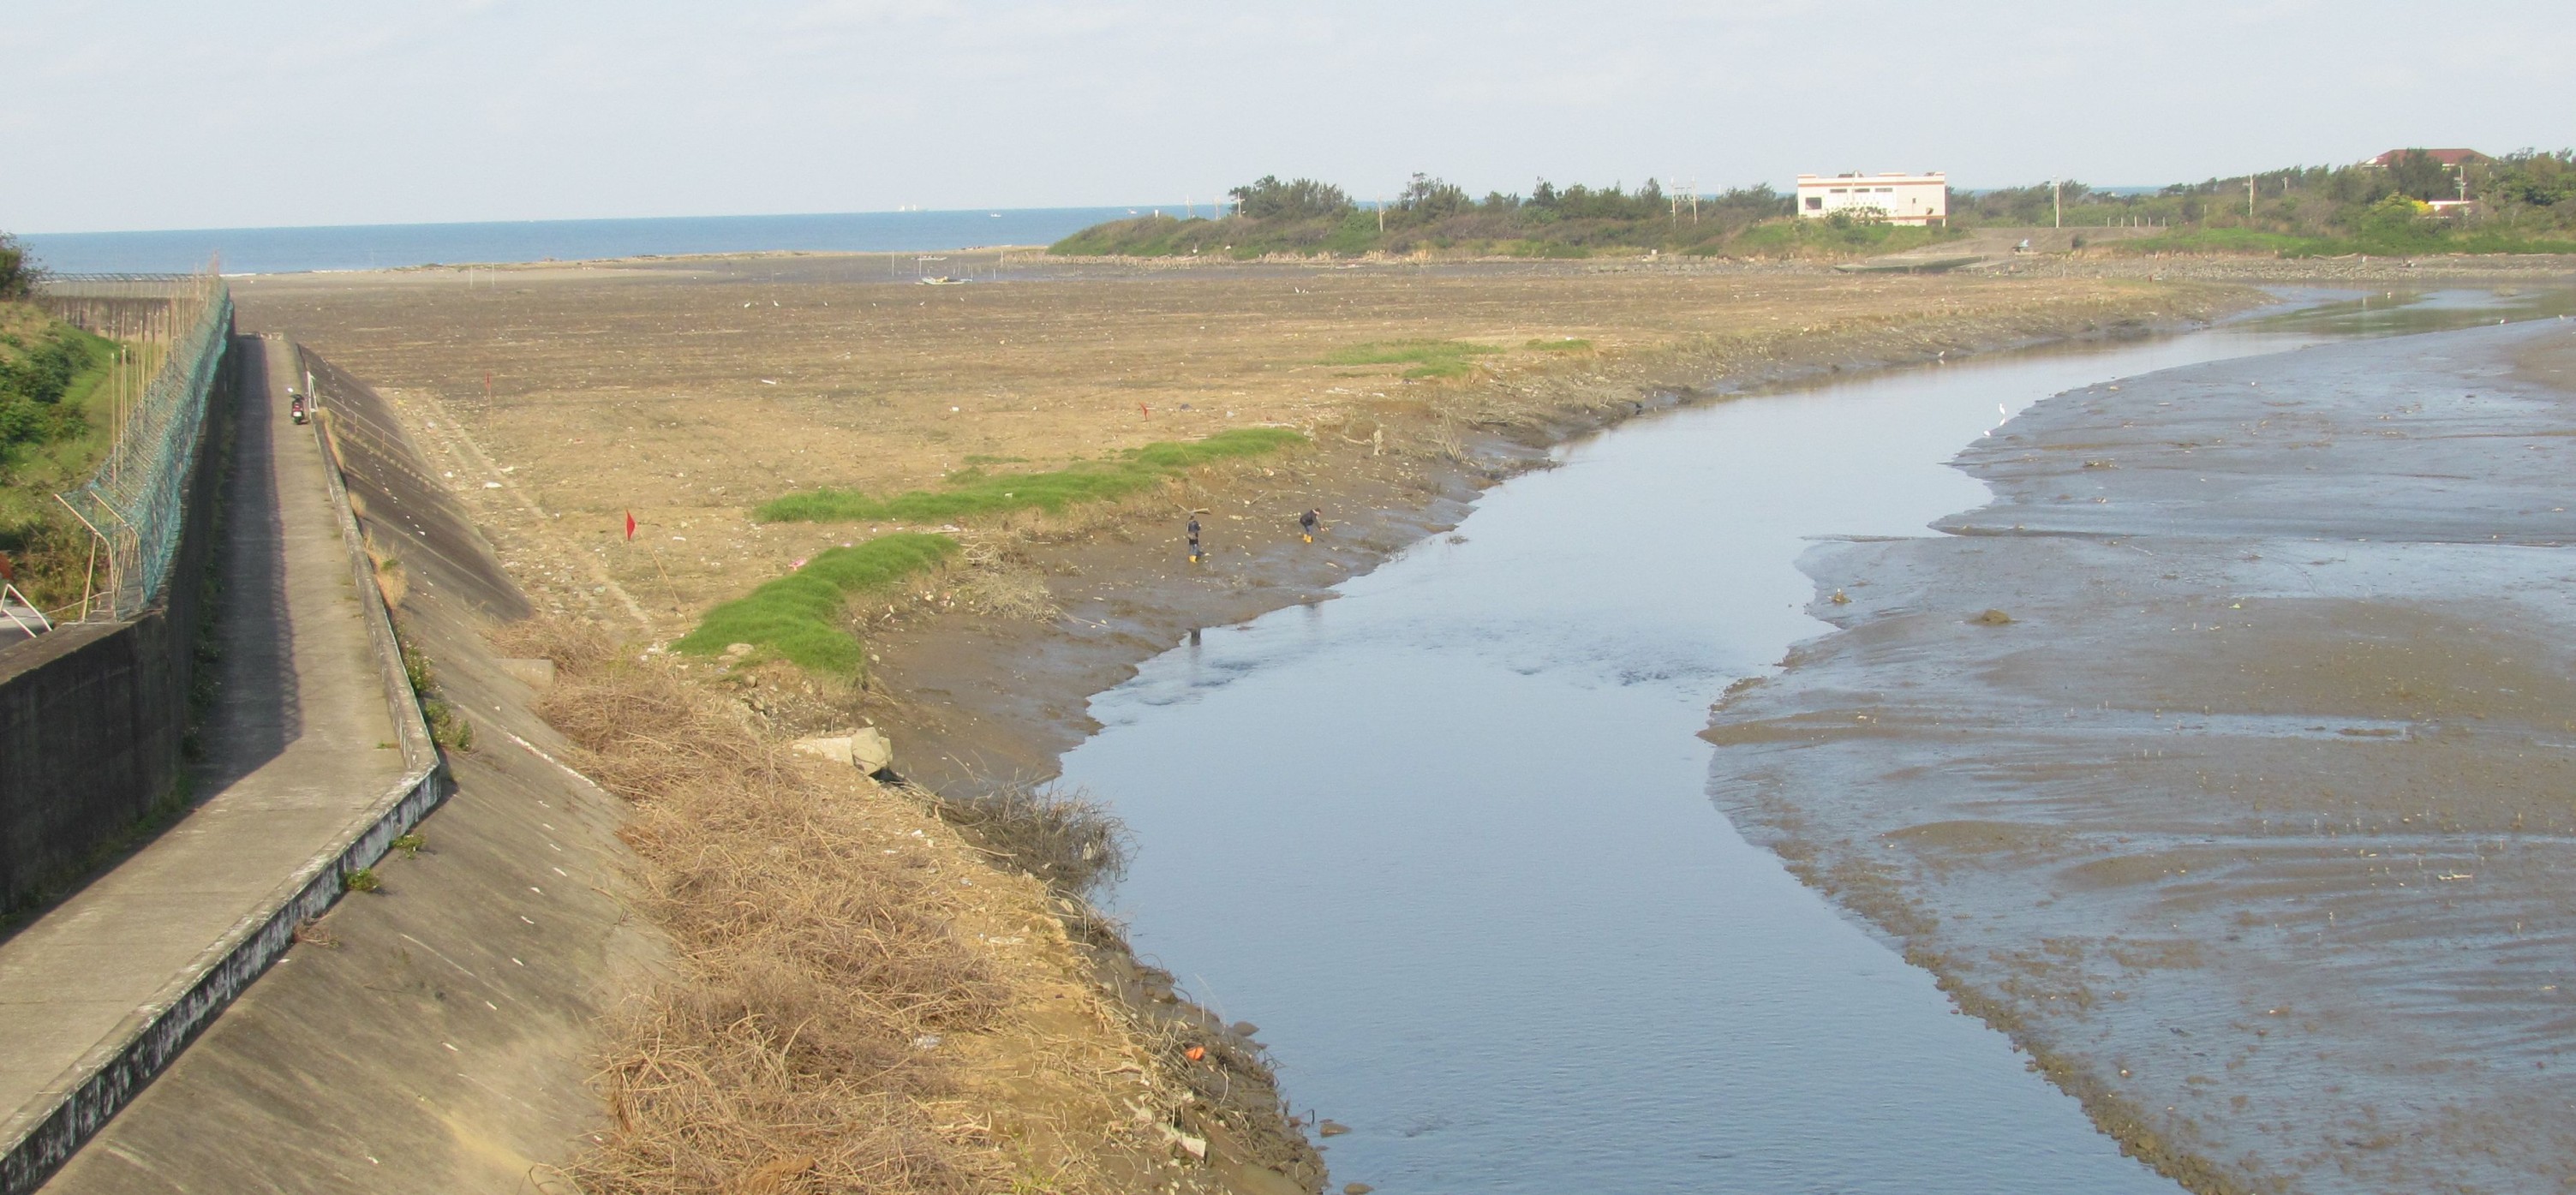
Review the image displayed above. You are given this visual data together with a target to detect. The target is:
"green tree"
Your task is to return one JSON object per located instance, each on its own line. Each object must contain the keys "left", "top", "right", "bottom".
{"left": 1396, "top": 173, "right": 1471, "bottom": 220}
{"left": 2383, "top": 150, "right": 2457, "bottom": 202}
{"left": 0, "top": 233, "right": 39, "bottom": 301}
{"left": 1227, "top": 176, "right": 1354, "bottom": 221}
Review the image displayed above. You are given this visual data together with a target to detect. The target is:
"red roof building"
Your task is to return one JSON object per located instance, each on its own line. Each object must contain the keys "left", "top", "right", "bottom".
{"left": 2367, "top": 148, "right": 2490, "bottom": 169}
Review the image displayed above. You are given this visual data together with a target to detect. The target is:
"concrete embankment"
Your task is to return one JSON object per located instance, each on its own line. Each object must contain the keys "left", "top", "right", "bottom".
{"left": 34, "top": 348, "right": 660, "bottom": 1193}
{"left": 0, "top": 335, "right": 446, "bottom": 1195}
{"left": 1704, "top": 318, "right": 2576, "bottom": 1192}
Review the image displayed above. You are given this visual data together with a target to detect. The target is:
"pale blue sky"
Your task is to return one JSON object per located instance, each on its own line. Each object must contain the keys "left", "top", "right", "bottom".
{"left": 5, "top": 0, "right": 2569, "bottom": 233}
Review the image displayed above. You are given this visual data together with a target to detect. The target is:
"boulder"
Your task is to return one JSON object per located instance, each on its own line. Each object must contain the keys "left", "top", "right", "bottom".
{"left": 792, "top": 727, "right": 894, "bottom": 775}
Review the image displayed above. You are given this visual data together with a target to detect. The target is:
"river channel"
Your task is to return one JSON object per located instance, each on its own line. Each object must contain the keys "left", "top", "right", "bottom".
{"left": 1055, "top": 292, "right": 2549, "bottom": 1193}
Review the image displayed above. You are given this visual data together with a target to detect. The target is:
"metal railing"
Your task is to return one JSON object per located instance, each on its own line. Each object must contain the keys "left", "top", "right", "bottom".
{"left": 38, "top": 270, "right": 231, "bottom": 621}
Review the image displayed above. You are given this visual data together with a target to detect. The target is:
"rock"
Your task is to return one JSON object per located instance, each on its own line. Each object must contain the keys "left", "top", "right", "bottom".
{"left": 1159, "top": 1126, "right": 1208, "bottom": 1160}
{"left": 1344, "top": 1185, "right": 1376, "bottom": 1195}
{"left": 1229, "top": 1020, "right": 1259, "bottom": 1037}
{"left": 792, "top": 728, "right": 894, "bottom": 774}
{"left": 722, "top": 642, "right": 755, "bottom": 656}
{"left": 850, "top": 726, "right": 892, "bottom": 773}
{"left": 1317, "top": 1120, "right": 1349, "bottom": 1137}
{"left": 1970, "top": 608, "right": 2015, "bottom": 625}
{"left": 496, "top": 657, "right": 555, "bottom": 690}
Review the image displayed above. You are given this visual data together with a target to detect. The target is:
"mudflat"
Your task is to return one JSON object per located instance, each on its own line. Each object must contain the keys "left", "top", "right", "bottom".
{"left": 1706, "top": 316, "right": 2576, "bottom": 1192}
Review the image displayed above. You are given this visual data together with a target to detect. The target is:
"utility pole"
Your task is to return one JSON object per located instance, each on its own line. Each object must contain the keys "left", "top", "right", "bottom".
{"left": 2053, "top": 179, "right": 2062, "bottom": 229}
{"left": 2247, "top": 176, "right": 2256, "bottom": 218}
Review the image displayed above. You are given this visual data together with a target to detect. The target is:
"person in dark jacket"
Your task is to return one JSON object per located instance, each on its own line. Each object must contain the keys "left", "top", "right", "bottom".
{"left": 1300, "top": 508, "right": 1321, "bottom": 543}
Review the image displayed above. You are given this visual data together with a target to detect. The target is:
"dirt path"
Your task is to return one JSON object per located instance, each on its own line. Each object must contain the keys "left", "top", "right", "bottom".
{"left": 1703, "top": 316, "right": 2576, "bottom": 1193}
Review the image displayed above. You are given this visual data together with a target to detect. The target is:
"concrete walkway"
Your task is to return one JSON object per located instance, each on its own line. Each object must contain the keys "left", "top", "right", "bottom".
{"left": 0, "top": 338, "right": 403, "bottom": 1167}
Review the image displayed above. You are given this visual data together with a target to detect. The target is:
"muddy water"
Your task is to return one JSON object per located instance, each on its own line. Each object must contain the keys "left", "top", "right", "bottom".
{"left": 1056, "top": 308, "right": 2443, "bottom": 1192}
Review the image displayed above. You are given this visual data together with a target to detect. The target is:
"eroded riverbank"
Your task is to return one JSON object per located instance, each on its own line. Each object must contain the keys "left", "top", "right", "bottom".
{"left": 1706, "top": 316, "right": 2576, "bottom": 1192}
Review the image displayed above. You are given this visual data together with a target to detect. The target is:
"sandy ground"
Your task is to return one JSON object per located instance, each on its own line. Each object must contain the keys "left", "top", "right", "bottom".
{"left": 230, "top": 258, "right": 2233, "bottom": 632}
{"left": 1705, "top": 315, "right": 2576, "bottom": 1193}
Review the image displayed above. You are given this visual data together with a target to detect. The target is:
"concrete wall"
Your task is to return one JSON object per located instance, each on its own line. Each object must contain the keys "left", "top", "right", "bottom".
{"left": 0, "top": 329, "right": 234, "bottom": 914}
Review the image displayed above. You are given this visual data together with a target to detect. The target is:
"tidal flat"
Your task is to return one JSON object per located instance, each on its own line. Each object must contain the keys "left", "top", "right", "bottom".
{"left": 1706, "top": 315, "right": 2576, "bottom": 1193}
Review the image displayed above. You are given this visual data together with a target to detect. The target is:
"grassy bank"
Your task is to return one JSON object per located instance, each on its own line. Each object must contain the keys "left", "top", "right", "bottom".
{"left": 756, "top": 427, "right": 1305, "bottom": 523}
{"left": 701, "top": 429, "right": 1304, "bottom": 672}
{"left": 2113, "top": 224, "right": 2576, "bottom": 258}
{"left": 1, "top": 302, "right": 119, "bottom": 606}
{"left": 672, "top": 533, "right": 959, "bottom": 672}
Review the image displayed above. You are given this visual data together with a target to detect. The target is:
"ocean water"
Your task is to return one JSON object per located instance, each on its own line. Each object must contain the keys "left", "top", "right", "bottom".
{"left": 18, "top": 206, "right": 1157, "bottom": 276}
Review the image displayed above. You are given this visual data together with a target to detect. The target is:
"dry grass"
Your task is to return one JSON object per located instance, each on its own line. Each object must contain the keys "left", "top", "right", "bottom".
{"left": 516, "top": 619, "right": 1004, "bottom": 1193}
{"left": 505, "top": 618, "right": 1258, "bottom": 1195}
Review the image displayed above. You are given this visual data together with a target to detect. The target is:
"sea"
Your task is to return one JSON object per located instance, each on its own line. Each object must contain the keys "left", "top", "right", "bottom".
{"left": 17, "top": 206, "right": 1158, "bottom": 276}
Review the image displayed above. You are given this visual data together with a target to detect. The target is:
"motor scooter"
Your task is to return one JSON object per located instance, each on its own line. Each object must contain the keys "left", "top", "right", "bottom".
{"left": 290, "top": 392, "right": 309, "bottom": 425}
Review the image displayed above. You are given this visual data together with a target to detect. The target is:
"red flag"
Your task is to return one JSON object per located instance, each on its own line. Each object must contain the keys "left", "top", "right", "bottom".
{"left": 624, "top": 511, "right": 637, "bottom": 541}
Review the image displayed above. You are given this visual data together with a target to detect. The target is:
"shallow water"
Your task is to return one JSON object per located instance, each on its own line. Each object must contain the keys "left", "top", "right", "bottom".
{"left": 1055, "top": 302, "right": 2525, "bottom": 1192}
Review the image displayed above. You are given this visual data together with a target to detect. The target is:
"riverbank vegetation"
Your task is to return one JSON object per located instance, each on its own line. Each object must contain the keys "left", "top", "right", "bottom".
{"left": 1966, "top": 149, "right": 2576, "bottom": 255}
{"left": 1057, "top": 151, "right": 2576, "bottom": 261}
{"left": 1051, "top": 173, "right": 1849, "bottom": 260}
{"left": 673, "top": 532, "right": 959, "bottom": 672}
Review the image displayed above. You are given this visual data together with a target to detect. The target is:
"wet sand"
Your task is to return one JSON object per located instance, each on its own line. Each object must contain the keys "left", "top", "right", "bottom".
{"left": 1704, "top": 317, "right": 2576, "bottom": 1192}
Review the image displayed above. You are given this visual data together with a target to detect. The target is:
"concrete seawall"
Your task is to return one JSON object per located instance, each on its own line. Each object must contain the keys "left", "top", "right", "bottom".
{"left": 36, "top": 348, "right": 663, "bottom": 1193}
{"left": 0, "top": 338, "right": 443, "bottom": 1195}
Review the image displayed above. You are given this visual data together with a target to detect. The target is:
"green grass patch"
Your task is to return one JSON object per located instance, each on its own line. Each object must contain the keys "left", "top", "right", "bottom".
{"left": 1321, "top": 339, "right": 1502, "bottom": 379}
{"left": 1526, "top": 338, "right": 1593, "bottom": 353}
{"left": 2117, "top": 224, "right": 2576, "bottom": 259}
{"left": 2116, "top": 226, "right": 2323, "bottom": 255}
{"left": 674, "top": 532, "right": 959, "bottom": 673}
{"left": 756, "top": 427, "right": 1306, "bottom": 525}
{"left": 1718, "top": 220, "right": 1967, "bottom": 258}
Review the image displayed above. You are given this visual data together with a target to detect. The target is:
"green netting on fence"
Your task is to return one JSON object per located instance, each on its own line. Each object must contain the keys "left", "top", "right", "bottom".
{"left": 46, "top": 272, "right": 230, "bottom": 619}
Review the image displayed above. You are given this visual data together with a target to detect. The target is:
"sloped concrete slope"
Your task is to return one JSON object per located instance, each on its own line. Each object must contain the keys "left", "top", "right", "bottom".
{"left": 45, "top": 350, "right": 662, "bottom": 1193}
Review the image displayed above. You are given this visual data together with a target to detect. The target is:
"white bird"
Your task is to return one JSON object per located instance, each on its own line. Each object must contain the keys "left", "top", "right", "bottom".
{"left": 1998, "top": 402, "right": 2009, "bottom": 418}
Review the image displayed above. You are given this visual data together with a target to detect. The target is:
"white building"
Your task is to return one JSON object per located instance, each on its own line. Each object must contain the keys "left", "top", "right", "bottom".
{"left": 1796, "top": 172, "right": 1948, "bottom": 225}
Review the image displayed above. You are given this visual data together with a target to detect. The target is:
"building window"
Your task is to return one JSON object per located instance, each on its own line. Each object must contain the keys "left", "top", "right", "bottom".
{"left": 1805, "top": 196, "right": 1824, "bottom": 210}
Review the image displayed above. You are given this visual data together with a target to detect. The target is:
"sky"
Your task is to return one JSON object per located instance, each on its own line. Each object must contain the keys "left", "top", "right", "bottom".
{"left": 4, "top": 0, "right": 2572, "bottom": 234}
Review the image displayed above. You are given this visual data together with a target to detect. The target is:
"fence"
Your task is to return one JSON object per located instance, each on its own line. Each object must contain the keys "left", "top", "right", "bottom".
{"left": 37, "top": 271, "right": 232, "bottom": 621}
